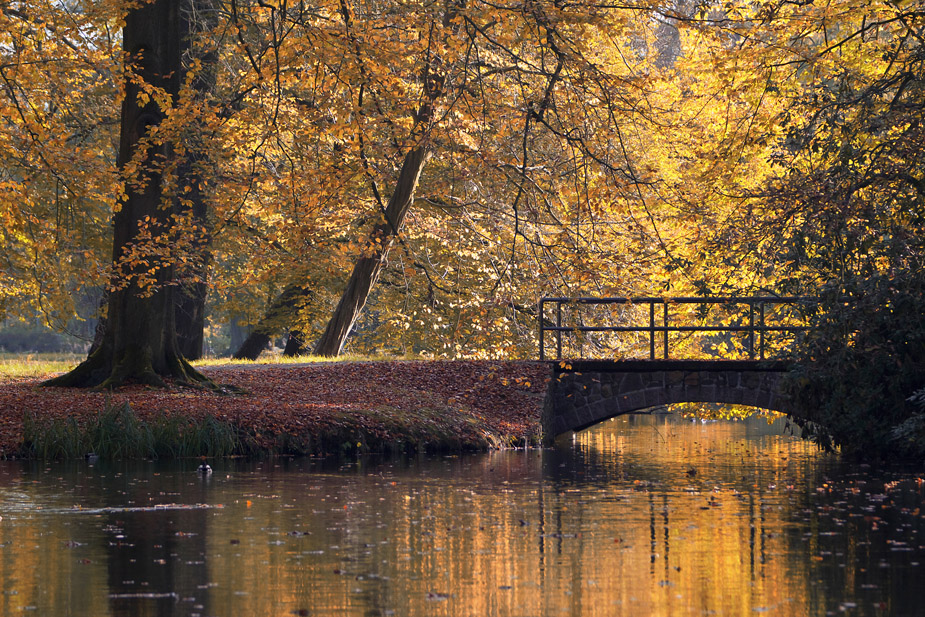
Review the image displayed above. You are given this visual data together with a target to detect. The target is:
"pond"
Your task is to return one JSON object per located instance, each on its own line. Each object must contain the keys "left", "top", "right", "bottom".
{"left": 1, "top": 413, "right": 923, "bottom": 616}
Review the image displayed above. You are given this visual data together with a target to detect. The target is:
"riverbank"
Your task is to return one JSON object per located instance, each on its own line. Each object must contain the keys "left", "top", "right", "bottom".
{"left": 0, "top": 360, "right": 551, "bottom": 459}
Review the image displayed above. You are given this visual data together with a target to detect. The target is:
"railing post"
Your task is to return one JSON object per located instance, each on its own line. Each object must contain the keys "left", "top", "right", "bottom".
{"left": 759, "top": 301, "right": 766, "bottom": 360}
{"left": 649, "top": 301, "right": 655, "bottom": 360}
{"left": 663, "top": 301, "right": 669, "bottom": 360}
{"left": 538, "top": 299, "right": 545, "bottom": 361}
{"left": 748, "top": 302, "right": 755, "bottom": 359}
{"left": 556, "top": 301, "right": 562, "bottom": 360}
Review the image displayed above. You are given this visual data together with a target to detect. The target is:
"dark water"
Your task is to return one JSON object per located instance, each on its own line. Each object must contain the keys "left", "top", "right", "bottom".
{"left": 1, "top": 414, "right": 923, "bottom": 617}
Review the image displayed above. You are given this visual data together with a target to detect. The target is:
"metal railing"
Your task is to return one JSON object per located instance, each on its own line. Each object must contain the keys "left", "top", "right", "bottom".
{"left": 538, "top": 296, "right": 815, "bottom": 361}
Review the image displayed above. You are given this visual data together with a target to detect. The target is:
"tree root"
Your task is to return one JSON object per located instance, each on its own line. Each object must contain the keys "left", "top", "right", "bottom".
{"left": 43, "top": 348, "right": 236, "bottom": 393}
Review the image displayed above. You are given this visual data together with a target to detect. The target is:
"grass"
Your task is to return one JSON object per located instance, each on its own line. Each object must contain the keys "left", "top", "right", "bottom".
{"left": 0, "top": 351, "right": 423, "bottom": 381}
{"left": 191, "top": 352, "right": 422, "bottom": 367}
{"left": 0, "top": 352, "right": 85, "bottom": 381}
{"left": 18, "top": 399, "right": 494, "bottom": 460}
{"left": 21, "top": 400, "right": 241, "bottom": 460}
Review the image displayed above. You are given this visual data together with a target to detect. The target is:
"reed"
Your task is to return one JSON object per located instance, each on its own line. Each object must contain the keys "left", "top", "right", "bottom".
{"left": 21, "top": 401, "right": 240, "bottom": 460}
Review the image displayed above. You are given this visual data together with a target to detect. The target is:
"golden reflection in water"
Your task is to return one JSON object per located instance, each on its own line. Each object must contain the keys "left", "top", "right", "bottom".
{"left": 191, "top": 416, "right": 827, "bottom": 617}
{"left": 0, "top": 471, "right": 112, "bottom": 616}
{"left": 0, "top": 414, "right": 894, "bottom": 617}
{"left": 566, "top": 415, "right": 824, "bottom": 617}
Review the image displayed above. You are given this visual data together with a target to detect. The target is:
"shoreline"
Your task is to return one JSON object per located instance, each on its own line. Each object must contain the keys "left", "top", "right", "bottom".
{"left": 0, "top": 360, "right": 551, "bottom": 459}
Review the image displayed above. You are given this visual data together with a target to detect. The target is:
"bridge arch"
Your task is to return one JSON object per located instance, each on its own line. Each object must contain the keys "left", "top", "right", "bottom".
{"left": 542, "top": 361, "right": 793, "bottom": 444}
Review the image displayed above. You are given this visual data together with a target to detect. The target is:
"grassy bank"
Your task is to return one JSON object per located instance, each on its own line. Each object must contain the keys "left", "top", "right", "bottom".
{"left": 0, "top": 352, "right": 86, "bottom": 381}
{"left": 20, "top": 400, "right": 494, "bottom": 459}
{"left": 2, "top": 359, "right": 550, "bottom": 460}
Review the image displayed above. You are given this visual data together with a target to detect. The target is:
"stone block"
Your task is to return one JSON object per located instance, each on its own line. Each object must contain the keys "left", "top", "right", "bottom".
{"left": 728, "top": 387, "right": 745, "bottom": 405}
{"left": 742, "top": 373, "right": 761, "bottom": 389}
{"left": 684, "top": 385, "right": 703, "bottom": 403}
{"left": 586, "top": 385, "right": 602, "bottom": 405}
{"left": 765, "top": 394, "right": 780, "bottom": 412}
{"left": 567, "top": 409, "right": 585, "bottom": 430}
{"left": 701, "top": 384, "right": 717, "bottom": 403}
{"left": 757, "top": 389, "right": 774, "bottom": 411}
{"left": 588, "top": 400, "right": 611, "bottom": 424}
{"left": 626, "top": 390, "right": 647, "bottom": 411}
{"left": 644, "top": 387, "right": 666, "bottom": 409}
{"left": 663, "top": 393, "right": 682, "bottom": 409}
{"left": 620, "top": 373, "right": 644, "bottom": 392}
{"left": 551, "top": 416, "right": 568, "bottom": 435}
{"left": 554, "top": 393, "right": 571, "bottom": 410}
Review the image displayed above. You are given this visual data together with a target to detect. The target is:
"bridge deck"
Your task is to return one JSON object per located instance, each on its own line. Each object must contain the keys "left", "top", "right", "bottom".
{"left": 551, "top": 359, "right": 792, "bottom": 373}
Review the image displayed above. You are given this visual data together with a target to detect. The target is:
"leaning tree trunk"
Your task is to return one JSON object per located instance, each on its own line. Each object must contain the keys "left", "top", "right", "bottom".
{"left": 232, "top": 284, "right": 311, "bottom": 360}
{"left": 45, "top": 0, "right": 208, "bottom": 389}
{"left": 313, "top": 146, "right": 430, "bottom": 357}
{"left": 311, "top": 0, "right": 451, "bottom": 357}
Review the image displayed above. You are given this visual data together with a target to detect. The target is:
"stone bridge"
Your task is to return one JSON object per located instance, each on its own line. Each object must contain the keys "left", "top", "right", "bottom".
{"left": 541, "top": 360, "right": 792, "bottom": 444}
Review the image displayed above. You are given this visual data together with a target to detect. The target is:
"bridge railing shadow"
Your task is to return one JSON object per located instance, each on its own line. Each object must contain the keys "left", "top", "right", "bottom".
{"left": 538, "top": 296, "right": 817, "bottom": 362}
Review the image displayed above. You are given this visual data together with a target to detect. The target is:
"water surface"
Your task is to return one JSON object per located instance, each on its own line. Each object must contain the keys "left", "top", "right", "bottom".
{"left": 1, "top": 414, "right": 923, "bottom": 616}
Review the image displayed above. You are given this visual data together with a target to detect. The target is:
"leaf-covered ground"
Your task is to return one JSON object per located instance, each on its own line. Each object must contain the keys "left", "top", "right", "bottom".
{"left": 0, "top": 361, "right": 551, "bottom": 457}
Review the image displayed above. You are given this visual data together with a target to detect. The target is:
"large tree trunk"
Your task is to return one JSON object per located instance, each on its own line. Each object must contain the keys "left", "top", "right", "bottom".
{"left": 313, "top": 146, "right": 430, "bottom": 356}
{"left": 175, "top": 0, "right": 219, "bottom": 361}
{"left": 46, "top": 0, "right": 207, "bottom": 389}
{"left": 175, "top": 280, "right": 208, "bottom": 359}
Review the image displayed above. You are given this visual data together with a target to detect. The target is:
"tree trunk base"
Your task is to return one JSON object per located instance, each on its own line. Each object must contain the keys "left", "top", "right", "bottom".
{"left": 232, "top": 331, "right": 271, "bottom": 361}
{"left": 283, "top": 330, "right": 308, "bottom": 356}
{"left": 44, "top": 347, "right": 216, "bottom": 391}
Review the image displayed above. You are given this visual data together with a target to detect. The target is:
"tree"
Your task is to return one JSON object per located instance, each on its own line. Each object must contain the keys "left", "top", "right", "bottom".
{"left": 0, "top": 2, "right": 120, "bottom": 335}
{"left": 47, "top": 0, "right": 211, "bottom": 388}
{"left": 226, "top": 0, "right": 688, "bottom": 359}
{"left": 232, "top": 283, "right": 309, "bottom": 360}
{"left": 765, "top": 1, "right": 925, "bottom": 456}
{"left": 174, "top": 0, "right": 221, "bottom": 360}
{"left": 672, "top": 0, "right": 925, "bottom": 455}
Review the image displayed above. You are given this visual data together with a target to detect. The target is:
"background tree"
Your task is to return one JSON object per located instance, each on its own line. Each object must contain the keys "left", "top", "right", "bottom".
{"left": 0, "top": 1, "right": 120, "bottom": 337}
{"left": 174, "top": 0, "right": 222, "bottom": 360}
{"left": 219, "top": 0, "right": 695, "bottom": 359}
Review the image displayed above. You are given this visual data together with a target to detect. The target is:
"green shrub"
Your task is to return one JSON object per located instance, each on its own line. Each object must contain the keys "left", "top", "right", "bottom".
{"left": 785, "top": 273, "right": 925, "bottom": 459}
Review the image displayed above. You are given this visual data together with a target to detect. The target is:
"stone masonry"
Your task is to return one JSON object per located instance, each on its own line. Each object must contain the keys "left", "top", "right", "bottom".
{"left": 541, "top": 360, "right": 791, "bottom": 444}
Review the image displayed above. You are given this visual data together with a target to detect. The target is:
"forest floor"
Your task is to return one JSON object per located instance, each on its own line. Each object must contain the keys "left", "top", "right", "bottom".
{"left": 0, "top": 360, "right": 552, "bottom": 458}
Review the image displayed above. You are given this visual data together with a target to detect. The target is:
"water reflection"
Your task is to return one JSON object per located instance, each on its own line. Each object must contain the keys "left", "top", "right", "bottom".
{"left": 0, "top": 414, "right": 922, "bottom": 616}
